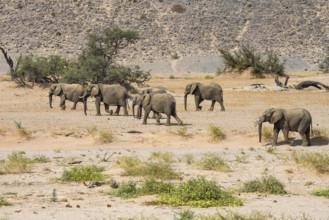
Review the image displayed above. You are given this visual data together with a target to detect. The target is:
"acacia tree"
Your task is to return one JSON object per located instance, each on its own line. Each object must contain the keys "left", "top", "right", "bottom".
{"left": 67, "top": 26, "right": 151, "bottom": 89}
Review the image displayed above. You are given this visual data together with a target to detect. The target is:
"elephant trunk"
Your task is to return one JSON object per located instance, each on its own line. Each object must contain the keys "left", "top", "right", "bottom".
{"left": 258, "top": 122, "right": 262, "bottom": 143}
{"left": 49, "top": 94, "right": 53, "bottom": 108}
{"left": 184, "top": 94, "right": 188, "bottom": 111}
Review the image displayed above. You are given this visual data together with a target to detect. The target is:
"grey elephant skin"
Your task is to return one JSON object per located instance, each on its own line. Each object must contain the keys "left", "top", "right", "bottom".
{"left": 184, "top": 82, "right": 225, "bottom": 111}
{"left": 133, "top": 93, "right": 183, "bottom": 126}
{"left": 49, "top": 83, "right": 84, "bottom": 110}
{"left": 82, "top": 84, "right": 129, "bottom": 116}
{"left": 258, "top": 108, "right": 312, "bottom": 146}
{"left": 132, "top": 87, "right": 167, "bottom": 119}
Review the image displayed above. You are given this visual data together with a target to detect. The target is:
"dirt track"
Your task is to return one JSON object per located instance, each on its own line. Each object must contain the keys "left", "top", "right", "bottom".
{"left": 0, "top": 73, "right": 329, "bottom": 219}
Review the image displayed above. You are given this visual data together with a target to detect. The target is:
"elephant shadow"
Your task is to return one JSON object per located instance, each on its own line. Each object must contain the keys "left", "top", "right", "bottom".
{"left": 264, "top": 137, "right": 329, "bottom": 147}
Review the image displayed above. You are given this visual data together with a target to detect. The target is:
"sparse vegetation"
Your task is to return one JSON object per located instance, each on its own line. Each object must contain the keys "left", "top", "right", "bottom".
{"left": 241, "top": 175, "right": 287, "bottom": 195}
{"left": 32, "top": 155, "right": 51, "bottom": 163}
{"left": 319, "top": 49, "right": 329, "bottom": 73}
{"left": 219, "top": 46, "right": 285, "bottom": 77}
{"left": 87, "top": 126, "right": 114, "bottom": 144}
{"left": 204, "top": 75, "right": 214, "bottom": 80}
{"left": 116, "top": 156, "right": 180, "bottom": 180}
{"left": 182, "top": 153, "right": 195, "bottom": 165}
{"left": 312, "top": 186, "right": 329, "bottom": 198}
{"left": 149, "top": 151, "right": 175, "bottom": 163}
{"left": 207, "top": 124, "right": 226, "bottom": 142}
{"left": 174, "top": 209, "right": 195, "bottom": 220}
{"left": 292, "top": 151, "right": 329, "bottom": 174}
{"left": 14, "top": 121, "right": 32, "bottom": 140}
{"left": 196, "top": 153, "right": 230, "bottom": 172}
{"left": 175, "top": 126, "right": 191, "bottom": 138}
{"left": 0, "top": 197, "right": 10, "bottom": 207}
{"left": 262, "top": 127, "right": 273, "bottom": 142}
{"left": 158, "top": 176, "right": 243, "bottom": 207}
{"left": 266, "top": 145, "right": 277, "bottom": 154}
{"left": 0, "top": 152, "right": 32, "bottom": 174}
{"left": 197, "top": 210, "right": 273, "bottom": 220}
{"left": 110, "top": 178, "right": 173, "bottom": 199}
{"left": 61, "top": 165, "right": 107, "bottom": 182}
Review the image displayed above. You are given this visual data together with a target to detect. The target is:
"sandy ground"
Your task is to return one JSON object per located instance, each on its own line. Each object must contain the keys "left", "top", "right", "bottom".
{"left": 0, "top": 72, "right": 329, "bottom": 220}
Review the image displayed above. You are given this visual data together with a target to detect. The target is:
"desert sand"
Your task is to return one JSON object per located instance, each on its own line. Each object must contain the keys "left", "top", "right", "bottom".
{"left": 0, "top": 72, "right": 329, "bottom": 220}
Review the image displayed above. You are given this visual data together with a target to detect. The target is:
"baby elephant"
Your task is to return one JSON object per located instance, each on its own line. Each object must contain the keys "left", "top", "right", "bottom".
{"left": 257, "top": 108, "right": 312, "bottom": 146}
{"left": 133, "top": 93, "right": 183, "bottom": 126}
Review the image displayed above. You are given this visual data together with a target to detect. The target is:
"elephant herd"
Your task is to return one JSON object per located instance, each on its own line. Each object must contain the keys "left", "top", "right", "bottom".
{"left": 49, "top": 82, "right": 313, "bottom": 147}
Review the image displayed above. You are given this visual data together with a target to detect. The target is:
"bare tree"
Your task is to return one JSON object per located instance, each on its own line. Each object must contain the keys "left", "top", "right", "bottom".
{"left": 0, "top": 44, "right": 26, "bottom": 86}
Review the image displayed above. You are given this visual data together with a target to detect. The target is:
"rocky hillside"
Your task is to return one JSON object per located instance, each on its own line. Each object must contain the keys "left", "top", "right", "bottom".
{"left": 0, "top": 0, "right": 328, "bottom": 74}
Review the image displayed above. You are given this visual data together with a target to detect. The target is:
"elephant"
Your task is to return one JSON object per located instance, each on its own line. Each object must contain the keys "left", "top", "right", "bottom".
{"left": 132, "top": 93, "right": 183, "bottom": 126}
{"left": 133, "top": 87, "right": 167, "bottom": 119}
{"left": 257, "top": 108, "right": 312, "bottom": 146}
{"left": 82, "top": 83, "right": 129, "bottom": 116}
{"left": 184, "top": 82, "right": 225, "bottom": 111}
{"left": 49, "top": 83, "right": 84, "bottom": 110}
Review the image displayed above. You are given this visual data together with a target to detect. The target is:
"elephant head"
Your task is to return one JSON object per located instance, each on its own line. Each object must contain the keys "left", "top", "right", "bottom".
{"left": 257, "top": 108, "right": 283, "bottom": 142}
{"left": 132, "top": 94, "right": 150, "bottom": 119}
{"left": 49, "top": 84, "right": 63, "bottom": 108}
{"left": 82, "top": 84, "right": 100, "bottom": 115}
{"left": 184, "top": 83, "right": 199, "bottom": 111}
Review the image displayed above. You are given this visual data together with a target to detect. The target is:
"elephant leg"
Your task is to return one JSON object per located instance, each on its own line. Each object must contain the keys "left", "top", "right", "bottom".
{"left": 282, "top": 129, "right": 293, "bottom": 146}
{"left": 122, "top": 105, "right": 129, "bottom": 116}
{"left": 143, "top": 107, "right": 151, "bottom": 124}
{"left": 172, "top": 113, "right": 183, "bottom": 125}
{"left": 194, "top": 96, "right": 203, "bottom": 111}
{"left": 95, "top": 98, "right": 101, "bottom": 116}
{"left": 155, "top": 113, "right": 160, "bottom": 125}
{"left": 60, "top": 96, "right": 66, "bottom": 110}
{"left": 298, "top": 127, "right": 309, "bottom": 147}
{"left": 71, "top": 102, "right": 77, "bottom": 110}
{"left": 273, "top": 127, "right": 280, "bottom": 146}
{"left": 165, "top": 114, "right": 171, "bottom": 126}
{"left": 208, "top": 100, "right": 215, "bottom": 111}
{"left": 305, "top": 127, "right": 311, "bottom": 146}
{"left": 113, "top": 106, "right": 120, "bottom": 116}
{"left": 104, "top": 103, "right": 110, "bottom": 113}
{"left": 218, "top": 101, "right": 225, "bottom": 111}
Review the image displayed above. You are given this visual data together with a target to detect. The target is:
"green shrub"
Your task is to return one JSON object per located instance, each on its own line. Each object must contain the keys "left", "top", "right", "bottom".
{"left": 110, "top": 178, "right": 173, "bottom": 199}
{"left": 174, "top": 209, "right": 195, "bottom": 220}
{"left": 208, "top": 124, "right": 226, "bottom": 142}
{"left": 138, "top": 178, "right": 173, "bottom": 195}
{"left": 196, "top": 153, "right": 230, "bottom": 172}
{"left": 116, "top": 156, "right": 180, "bottom": 180}
{"left": 0, "top": 197, "right": 10, "bottom": 207}
{"left": 312, "top": 186, "right": 329, "bottom": 198}
{"left": 204, "top": 75, "right": 214, "bottom": 80}
{"left": 61, "top": 165, "right": 106, "bottom": 182}
{"left": 111, "top": 181, "right": 138, "bottom": 199}
{"left": 183, "top": 153, "right": 195, "bottom": 165}
{"left": 158, "top": 176, "right": 242, "bottom": 207}
{"left": 219, "top": 46, "right": 285, "bottom": 77}
{"left": 241, "top": 175, "right": 287, "bottom": 194}
{"left": 292, "top": 151, "right": 329, "bottom": 174}
{"left": 197, "top": 210, "right": 273, "bottom": 220}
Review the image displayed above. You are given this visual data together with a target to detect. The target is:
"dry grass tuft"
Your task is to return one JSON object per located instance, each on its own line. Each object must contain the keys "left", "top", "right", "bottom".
{"left": 292, "top": 151, "right": 329, "bottom": 174}
{"left": 87, "top": 126, "right": 113, "bottom": 144}
{"left": 207, "top": 124, "right": 226, "bottom": 142}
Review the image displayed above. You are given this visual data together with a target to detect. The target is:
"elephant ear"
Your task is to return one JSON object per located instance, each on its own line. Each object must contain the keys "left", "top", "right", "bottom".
{"left": 91, "top": 85, "right": 100, "bottom": 97}
{"left": 190, "top": 83, "right": 199, "bottom": 94}
{"left": 270, "top": 110, "right": 283, "bottom": 124}
{"left": 54, "top": 84, "right": 62, "bottom": 96}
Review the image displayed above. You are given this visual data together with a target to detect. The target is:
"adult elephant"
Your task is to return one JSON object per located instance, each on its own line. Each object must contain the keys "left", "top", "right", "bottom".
{"left": 257, "top": 108, "right": 312, "bottom": 146}
{"left": 133, "top": 93, "right": 183, "bottom": 126}
{"left": 49, "top": 83, "right": 84, "bottom": 110}
{"left": 133, "top": 87, "right": 167, "bottom": 119}
{"left": 184, "top": 82, "right": 225, "bottom": 111}
{"left": 82, "top": 84, "right": 129, "bottom": 116}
